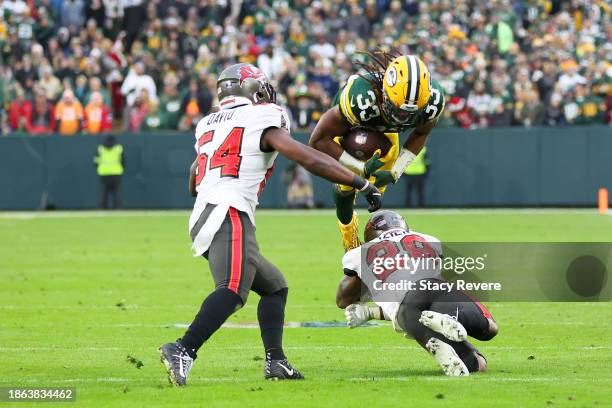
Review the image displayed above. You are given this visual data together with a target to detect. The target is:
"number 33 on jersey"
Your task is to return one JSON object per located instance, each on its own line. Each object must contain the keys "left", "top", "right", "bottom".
{"left": 336, "top": 73, "right": 445, "bottom": 132}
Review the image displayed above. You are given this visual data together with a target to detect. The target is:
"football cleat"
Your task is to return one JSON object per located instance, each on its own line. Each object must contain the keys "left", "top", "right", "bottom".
{"left": 264, "top": 358, "right": 304, "bottom": 381}
{"left": 158, "top": 342, "right": 195, "bottom": 387}
{"left": 425, "top": 338, "right": 469, "bottom": 377}
{"left": 419, "top": 310, "right": 467, "bottom": 342}
{"left": 339, "top": 212, "right": 361, "bottom": 252}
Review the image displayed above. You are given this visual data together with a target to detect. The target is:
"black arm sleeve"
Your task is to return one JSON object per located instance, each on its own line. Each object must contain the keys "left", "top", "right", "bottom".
{"left": 343, "top": 268, "right": 358, "bottom": 277}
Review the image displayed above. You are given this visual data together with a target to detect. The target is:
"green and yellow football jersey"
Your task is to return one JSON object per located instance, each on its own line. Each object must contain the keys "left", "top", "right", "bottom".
{"left": 333, "top": 73, "right": 446, "bottom": 133}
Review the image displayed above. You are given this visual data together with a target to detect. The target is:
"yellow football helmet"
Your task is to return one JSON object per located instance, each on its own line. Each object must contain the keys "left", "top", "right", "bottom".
{"left": 382, "top": 55, "right": 431, "bottom": 126}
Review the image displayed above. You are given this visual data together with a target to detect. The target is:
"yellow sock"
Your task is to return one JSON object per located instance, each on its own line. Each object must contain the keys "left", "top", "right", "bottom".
{"left": 338, "top": 212, "right": 361, "bottom": 252}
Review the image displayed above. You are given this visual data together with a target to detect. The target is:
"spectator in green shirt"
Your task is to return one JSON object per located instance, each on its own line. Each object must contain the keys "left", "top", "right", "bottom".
{"left": 574, "top": 85, "right": 606, "bottom": 125}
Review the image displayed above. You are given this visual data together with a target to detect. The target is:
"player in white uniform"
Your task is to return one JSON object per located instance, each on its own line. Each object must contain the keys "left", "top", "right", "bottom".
{"left": 336, "top": 211, "right": 498, "bottom": 376}
{"left": 159, "top": 63, "right": 383, "bottom": 386}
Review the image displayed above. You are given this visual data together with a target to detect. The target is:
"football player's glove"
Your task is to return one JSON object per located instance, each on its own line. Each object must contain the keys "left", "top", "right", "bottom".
{"left": 344, "top": 303, "right": 371, "bottom": 328}
{"left": 373, "top": 147, "right": 418, "bottom": 187}
{"left": 358, "top": 181, "right": 382, "bottom": 212}
{"left": 372, "top": 170, "right": 397, "bottom": 187}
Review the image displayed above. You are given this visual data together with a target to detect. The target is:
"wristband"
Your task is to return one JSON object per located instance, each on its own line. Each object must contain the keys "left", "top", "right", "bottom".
{"left": 339, "top": 151, "right": 365, "bottom": 175}
{"left": 366, "top": 306, "right": 379, "bottom": 320}
{"left": 357, "top": 179, "right": 370, "bottom": 191}
{"left": 349, "top": 175, "right": 369, "bottom": 191}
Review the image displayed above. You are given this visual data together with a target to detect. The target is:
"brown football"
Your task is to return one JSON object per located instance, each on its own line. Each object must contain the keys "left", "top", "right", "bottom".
{"left": 340, "top": 127, "right": 391, "bottom": 161}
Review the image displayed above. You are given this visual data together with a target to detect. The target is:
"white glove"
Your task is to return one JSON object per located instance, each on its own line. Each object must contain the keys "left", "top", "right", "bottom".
{"left": 344, "top": 303, "right": 371, "bottom": 328}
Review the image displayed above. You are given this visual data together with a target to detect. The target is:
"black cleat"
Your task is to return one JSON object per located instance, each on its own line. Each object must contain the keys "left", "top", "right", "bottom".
{"left": 158, "top": 342, "right": 195, "bottom": 386}
{"left": 264, "top": 358, "right": 304, "bottom": 380}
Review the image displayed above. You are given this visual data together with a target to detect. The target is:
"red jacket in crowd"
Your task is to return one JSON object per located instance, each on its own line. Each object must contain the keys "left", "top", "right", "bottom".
{"left": 8, "top": 100, "right": 33, "bottom": 131}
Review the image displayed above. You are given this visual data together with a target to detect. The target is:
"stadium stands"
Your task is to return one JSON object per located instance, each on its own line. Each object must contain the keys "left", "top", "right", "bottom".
{"left": 0, "top": 0, "right": 610, "bottom": 135}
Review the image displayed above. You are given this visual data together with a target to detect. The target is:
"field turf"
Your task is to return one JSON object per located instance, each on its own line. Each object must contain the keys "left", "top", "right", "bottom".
{"left": 1, "top": 209, "right": 611, "bottom": 407}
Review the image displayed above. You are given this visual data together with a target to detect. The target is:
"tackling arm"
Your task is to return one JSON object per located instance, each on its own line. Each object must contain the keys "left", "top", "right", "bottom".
{"left": 261, "top": 127, "right": 382, "bottom": 212}
{"left": 336, "top": 275, "right": 389, "bottom": 328}
{"left": 336, "top": 275, "right": 362, "bottom": 309}
{"left": 308, "top": 106, "right": 371, "bottom": 176}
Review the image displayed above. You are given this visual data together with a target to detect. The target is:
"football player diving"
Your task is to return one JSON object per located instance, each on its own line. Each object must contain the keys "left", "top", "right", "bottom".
{"left": 336, "top": 210, "right": 498, "bottom": 376}
{"left": 309, "top": 50, "right": 445, "bottom": 252}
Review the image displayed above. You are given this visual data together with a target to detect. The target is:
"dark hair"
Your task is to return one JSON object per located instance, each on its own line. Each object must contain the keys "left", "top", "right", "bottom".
{"left": 353, "top": 48, "right": 402, "bottom": 94}
{"left": 104, "top": 135, "right": 116, "bottom": 147}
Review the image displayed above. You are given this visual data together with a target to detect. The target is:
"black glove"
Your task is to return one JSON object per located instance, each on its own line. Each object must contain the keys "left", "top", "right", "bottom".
{"left": 359, "top": 181, "right": 382, "bottom": 212}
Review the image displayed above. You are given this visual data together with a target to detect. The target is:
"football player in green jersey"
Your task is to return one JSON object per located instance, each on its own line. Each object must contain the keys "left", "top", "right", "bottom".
{"left": 309, "top": 51, "right": 445, "bottom": 251}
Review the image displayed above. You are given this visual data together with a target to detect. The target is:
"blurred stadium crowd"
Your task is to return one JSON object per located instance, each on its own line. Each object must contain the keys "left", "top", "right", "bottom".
{"left": 0, "top": 0, "right": 610, "bottom": 136}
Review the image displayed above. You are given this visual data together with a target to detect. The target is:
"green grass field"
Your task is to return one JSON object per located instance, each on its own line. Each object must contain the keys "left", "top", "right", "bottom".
{"left": 1, "top": 209, "right": 611, "bottom": 407}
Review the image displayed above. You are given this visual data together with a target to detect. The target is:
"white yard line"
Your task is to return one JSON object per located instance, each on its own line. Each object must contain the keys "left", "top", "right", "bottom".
{"left": 346, "top": 376, "right": 597, "bottom": 382}
{"left": 0, "top": 210, "right": 190, "bottom": 219}
{"left": 0, "top": 208, "right": 604, "bottom": 220}
{"left": 3, "top": 303, "right": 609, "bottom": 310}
{"left": 2, "top": 303, "right": 611, "bottom": 312}
{"left": 0, "top": 345, "right": 608, "bottom": 352}
{"left": 1, "top": 375, "right": 605, "bottom": 385}
{"left": 0, "top": 322, "right": 385, "bottom": 329}
{"left": 0, "top": 345, "right": 413, "bottom": 352}
{"left": 2, "top": 321, "right": 603, "bottom": 329}
{"left": 0, "top": 304, "right": 335, "bottom": 310}
{"left": 0, "top": 377, "right": 259, "bottom": 384}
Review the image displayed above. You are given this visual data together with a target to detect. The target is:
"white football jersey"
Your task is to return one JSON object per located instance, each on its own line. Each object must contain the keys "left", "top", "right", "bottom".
{"left": 342, "top": 229, "right": 443, "bottom": 330}
{"left": 189, "top": 100, "right": 290, "bottom": 256}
